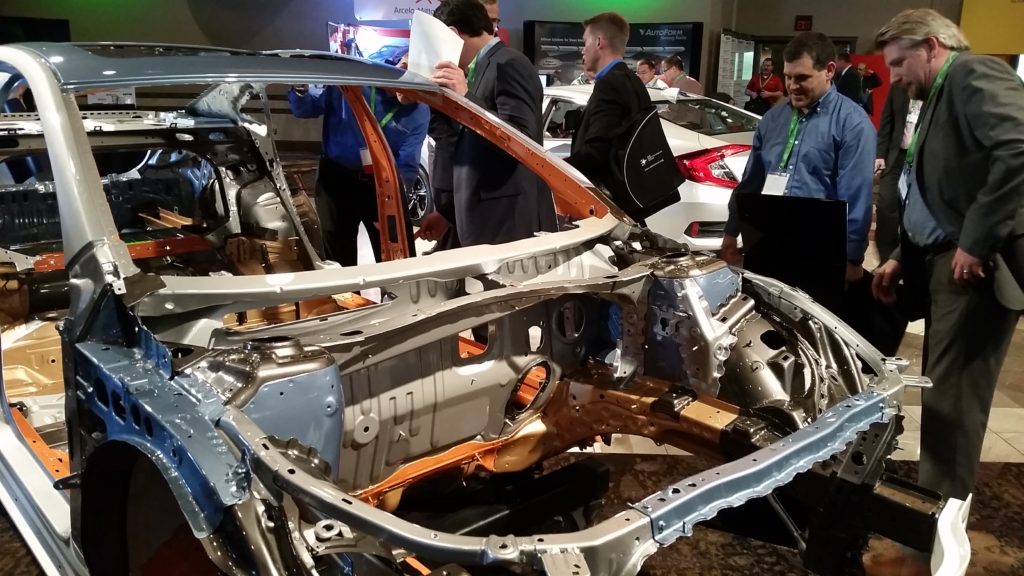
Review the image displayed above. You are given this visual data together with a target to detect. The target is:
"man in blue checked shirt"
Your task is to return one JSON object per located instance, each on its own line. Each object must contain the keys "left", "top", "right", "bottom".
{"left": 289, "top": 83, "right": 428, "bottom": 266}
{"left": 721, "top": 32, "right": 876, "bottom": 284}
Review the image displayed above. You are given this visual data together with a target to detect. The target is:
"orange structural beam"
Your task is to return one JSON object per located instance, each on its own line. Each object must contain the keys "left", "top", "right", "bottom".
{"left": 33, "top": 234, "right": 214, "bottom": 273}
{"left": 395, "top": 88, "right": 616, "bottom": 223}
{"left": 341, "top": 85, "right": 410, "bottom": 262}
{"left": 10, "top": 407, "right": 69, "bottom": 480}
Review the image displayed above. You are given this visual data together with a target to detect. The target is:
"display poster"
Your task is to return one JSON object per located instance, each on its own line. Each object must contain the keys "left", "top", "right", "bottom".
{"left": 328, "top": 22, "right": 410, "bottom": 65}
{"left": 354, "top": 0, "right": 437, "bottom": 21}
{"left": 523, "top": 21, "right": 703, "bottom": 87}
{"left": 716, "top": 31, "right": 755, "bottom": 107}
{"left": 717, "top": 33, "right": 736, "bottom": 101}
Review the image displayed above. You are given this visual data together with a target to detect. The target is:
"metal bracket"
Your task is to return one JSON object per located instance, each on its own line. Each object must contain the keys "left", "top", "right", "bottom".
{"left": 883, "top": 356, "right": 912, "bottom": 375}
{"left": 898, "top": 375, "right": 933, "bottom": 389}
{"left": 540, "top": 549, "right": 591, "bottom": 576}
{"left": 0, "top": 246, "right": 40, "bottom": 272}
{"left": 52, "top": 471, "right": 83, "bottom": 491}
{"left": 301, "top": 519, "right": 360, "bottom": 556}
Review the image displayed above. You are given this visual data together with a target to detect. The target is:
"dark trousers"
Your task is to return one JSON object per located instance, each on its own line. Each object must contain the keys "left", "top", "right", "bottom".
{"left": 432, "top": 187, "right": 462, "bottom": 252}
{"left": 876, "top": 155, "right": 903, "bottom": 263}
{"left": 314, "top": 157, "right": 381, "bottom": 267}
{"left": 918, "top": 248, "right": 1020, "bottom": 500}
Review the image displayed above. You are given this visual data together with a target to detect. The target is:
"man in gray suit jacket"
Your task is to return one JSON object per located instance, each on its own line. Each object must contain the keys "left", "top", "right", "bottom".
{"left": 418, "top": 0, "right": 557, "bottom": 247}
{"left": 873, "top": 10, "right": 1024, "bottom": 504}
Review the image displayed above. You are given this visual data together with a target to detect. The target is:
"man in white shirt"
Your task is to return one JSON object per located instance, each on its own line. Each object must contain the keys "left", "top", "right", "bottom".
{"left": 636, "top": 58, "right": 668, "bottom": 89}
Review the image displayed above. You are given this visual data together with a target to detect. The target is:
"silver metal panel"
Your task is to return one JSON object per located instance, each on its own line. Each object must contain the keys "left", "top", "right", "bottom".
{"left": 338, "top": 316, "right": 557, "bottom": 490}
{"left": 135, "top": 215, "right": 622, "bottom": 317}
{"left": 244, "top": 363, "right": 344, "bottom": 480}
{"left": 14, "top": 43, "right": 438, "bottom": 92}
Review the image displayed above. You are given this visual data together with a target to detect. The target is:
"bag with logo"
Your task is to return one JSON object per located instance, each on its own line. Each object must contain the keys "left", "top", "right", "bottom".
{"left": 605, "top": 106, "right": 684, "bottom": 222}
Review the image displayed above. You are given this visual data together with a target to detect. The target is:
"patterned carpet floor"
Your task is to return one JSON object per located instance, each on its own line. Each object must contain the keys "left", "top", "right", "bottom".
{"left": 2, "top": 456, "right": 1021, "bottom": 575}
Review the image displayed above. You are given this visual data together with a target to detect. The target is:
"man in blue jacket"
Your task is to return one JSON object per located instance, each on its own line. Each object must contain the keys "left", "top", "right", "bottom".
{"left": 290, "top": 84, "right": 428, "bottom": 265}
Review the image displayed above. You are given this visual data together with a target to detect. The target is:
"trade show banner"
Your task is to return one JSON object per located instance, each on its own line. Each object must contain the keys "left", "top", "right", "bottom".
{"left": 524, "top": 21, "right": 703, "bottom": 86}
{"left": 354, "top": 0, "right": 438, "bottom": 21}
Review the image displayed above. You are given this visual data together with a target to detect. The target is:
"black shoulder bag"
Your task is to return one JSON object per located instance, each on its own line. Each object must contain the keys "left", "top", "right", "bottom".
{"left": 605, "top": 106, "right": 684, "bottom": 222}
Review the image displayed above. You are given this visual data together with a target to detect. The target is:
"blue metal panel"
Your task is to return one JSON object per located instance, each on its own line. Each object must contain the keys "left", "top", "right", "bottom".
{"left": 76, "top": 339, "right": 247, "bottom": 536}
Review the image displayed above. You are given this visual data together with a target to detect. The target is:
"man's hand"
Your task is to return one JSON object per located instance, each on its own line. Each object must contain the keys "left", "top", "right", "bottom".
{"left": 871, "top": 259, "right": 903, "bottom": 304}
{"left": 292, "top": 84, "right": 309, "bottom": 95}
{"left": 719, "top": 234, "right": 742, "bottom": 266}
{"left": 874, "top": 158, "right": 886, "bottom": 174}
{"left": 846, "top": 262, "right": 865, "bottom": 283}
{"left": 414, "top": 211, "right": 449, "bottom": 242}
{"left": 951, "top": 247, "right": 986, "bottom": 284}
{"left": 432, "top": 61, "right": 469, "bottom": 96}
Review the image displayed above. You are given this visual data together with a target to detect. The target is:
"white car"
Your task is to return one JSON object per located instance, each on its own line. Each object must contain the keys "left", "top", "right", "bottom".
{"left": 542, "top": 85, "right": 759, "bottom": 251}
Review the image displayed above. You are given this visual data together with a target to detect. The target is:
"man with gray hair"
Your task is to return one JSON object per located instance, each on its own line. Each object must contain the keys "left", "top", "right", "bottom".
{"left": 872, "top": 7, "right": 1024, "bottom": 511}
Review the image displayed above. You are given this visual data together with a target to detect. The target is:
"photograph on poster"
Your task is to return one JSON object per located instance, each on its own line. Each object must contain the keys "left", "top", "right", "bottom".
{"left": 524, "top": 21, "right": 703, "bottom": 87}
{"left": 328, "top": 21, "right": 410, "bottom": 66}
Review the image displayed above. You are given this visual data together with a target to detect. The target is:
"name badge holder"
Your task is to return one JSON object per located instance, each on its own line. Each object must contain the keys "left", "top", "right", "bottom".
{"left": 763, "top": 109, "right": 801, "bottom": 197}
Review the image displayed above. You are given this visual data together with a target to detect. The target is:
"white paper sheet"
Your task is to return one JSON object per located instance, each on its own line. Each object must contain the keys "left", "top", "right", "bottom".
{"left": 408, "top": 11, "right": 464, "bottom": 80}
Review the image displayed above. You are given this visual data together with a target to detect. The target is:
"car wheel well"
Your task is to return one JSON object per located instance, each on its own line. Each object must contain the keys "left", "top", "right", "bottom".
{"left": 81, "top": 441, "right": 218, "bottom": 575}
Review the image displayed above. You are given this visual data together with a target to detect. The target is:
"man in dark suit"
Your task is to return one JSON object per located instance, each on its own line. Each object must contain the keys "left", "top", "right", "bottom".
{"left": 425, "top": 105, "right": 462, "bottom": 252}
{"left": 417, "top": 0, "right": 557, "bottom": 247}
{"left": 856, "top": 61, "right": 884, "bottom": 116}
{"left": 834, "top": 52, "right": 863, "bottom": 106}
{"left": 874, "top": 84, "right": 916, "bottom": 261}
{"left": 565, "top": 11, "right": 653, "bottom": 218}
{"left": 873, "top": 9, "right": 1024, "bottom": 506}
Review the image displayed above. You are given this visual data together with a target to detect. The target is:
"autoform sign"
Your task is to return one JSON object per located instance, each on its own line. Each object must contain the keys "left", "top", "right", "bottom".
{"left": 355, "top": 0, "right": 437, "bottom": 20}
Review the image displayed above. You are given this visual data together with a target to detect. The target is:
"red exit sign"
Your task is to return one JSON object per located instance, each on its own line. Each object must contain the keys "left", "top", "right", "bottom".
{"left": 794, "top": 15, "right": 813, "bottom": 31}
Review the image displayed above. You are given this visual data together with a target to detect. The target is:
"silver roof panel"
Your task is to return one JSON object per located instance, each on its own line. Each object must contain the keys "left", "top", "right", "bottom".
{"left": 8, "top": 43, "right": 440, "bottom": 91}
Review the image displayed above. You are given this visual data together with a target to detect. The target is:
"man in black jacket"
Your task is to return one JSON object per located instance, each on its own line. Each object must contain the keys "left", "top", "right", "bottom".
{"left": 874, "top": 84, "right": 916, "bottom": 261}
{"left": 418, "top": 0, "right": 556, "bottom": 247}
{"left": 834, "top": 52, "right": 863, "bottom": 106}
{"left": 565, "top": 11, "right": 654, "bottom": 220}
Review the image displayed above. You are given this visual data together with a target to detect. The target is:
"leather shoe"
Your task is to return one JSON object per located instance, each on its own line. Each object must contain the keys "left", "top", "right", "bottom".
{"left": 862, "top": 540, "right": 931, "bottom": 576}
